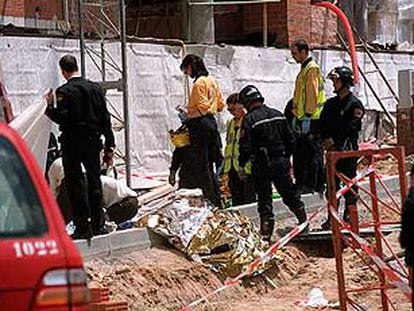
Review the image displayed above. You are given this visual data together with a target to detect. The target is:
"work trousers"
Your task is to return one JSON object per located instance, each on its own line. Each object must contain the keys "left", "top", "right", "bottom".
{"left": 228, "top": 167, "right": 256, "bottom": 207}
{"left": 61, "top": 136, "right": 104, "bottom": 234}
{"left": 253, "top": 155, "right": 305, "bottom": 221}
{"left": 187, "top": 115, "right": 222, "bottom": 206}
{"left": 293, "top": 134, "right": 324, "bottom": 192}
{"left": 330, "top": 158, "right": 358, "bottom": 215}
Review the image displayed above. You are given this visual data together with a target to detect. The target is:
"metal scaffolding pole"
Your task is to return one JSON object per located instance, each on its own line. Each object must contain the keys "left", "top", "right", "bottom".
{"left": 78, "top": 0, "right": 131, "bottom": 186}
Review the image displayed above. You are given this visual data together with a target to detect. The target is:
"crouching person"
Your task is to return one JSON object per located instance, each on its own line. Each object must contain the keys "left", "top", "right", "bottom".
{"left": 238, "top": 85, "right": 307, "bottom": 242}
{"left": 48, "top": 158, "right": 138, "bottom": 227}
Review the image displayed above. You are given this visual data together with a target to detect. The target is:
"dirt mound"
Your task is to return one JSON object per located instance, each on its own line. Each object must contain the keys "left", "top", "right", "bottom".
{"left": 85, "top": 246, "right": 307, "bottom": 310}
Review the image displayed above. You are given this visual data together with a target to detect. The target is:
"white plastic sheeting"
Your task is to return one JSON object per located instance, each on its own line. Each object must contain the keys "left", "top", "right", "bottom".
{"left": 1, "top": 37, "right": 414, "bottom": 176}
{"left": 398, "top": 0, "right": 414, "bottom": 45}
{"left": 9, "top": 103, "right": 51, "bottom": 172}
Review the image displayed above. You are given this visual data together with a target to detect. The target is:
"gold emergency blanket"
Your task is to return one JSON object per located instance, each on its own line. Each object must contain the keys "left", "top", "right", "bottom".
{"left": 146, "top": 189, "right": 278, "bottom": 276}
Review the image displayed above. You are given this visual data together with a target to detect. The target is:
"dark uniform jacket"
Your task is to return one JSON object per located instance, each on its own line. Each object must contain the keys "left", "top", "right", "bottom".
{"left": 319, "top": 93, "right": 365, "bottom": 151}
{"left": 401, "top": 166, "right": 414, "bottom": 266}
{"left": 239, "top": 105, "right": 296, "bottom": 167}
{"left": 45, "top": 77, "right": 115, "bottom": 151}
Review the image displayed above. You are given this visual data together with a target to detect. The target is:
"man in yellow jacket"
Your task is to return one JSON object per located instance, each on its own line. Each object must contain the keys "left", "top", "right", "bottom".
{"left": 180, "top": 54, "right": 224, "bottom": 207}
{"left": 290, "top": 40, "right": 326, "bottom": 195}
{"left": 223, "top": 93, "right": 256, "bottom": 206}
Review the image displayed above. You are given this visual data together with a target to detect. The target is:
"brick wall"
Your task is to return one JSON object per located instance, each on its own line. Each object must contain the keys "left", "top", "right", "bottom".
{"left": 286, "top": 0, "right": 337, "bottom": 47}
{"left": 24, "top": 0, "right": 63, "bottom": 20}
{"left": 0, "top": 0, "right": 25, "bottom": 18}
{"left": 222, "top": 0, "right": 336, "bottom": 47}
{"left": 242, "top": 2, "right": 288, "bottom": 46}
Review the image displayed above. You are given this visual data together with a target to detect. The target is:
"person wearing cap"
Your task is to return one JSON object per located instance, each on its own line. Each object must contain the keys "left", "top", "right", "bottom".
{"left": 223, "top": 93, "right": 256, "bottom": 206}
{"left": 290, "top": 40, "right": 326, "bottom": 195}
{"left": 238, "top": 85, "right": 308, "bottom": 242}
{"left": 319, "top": 66, "right": 365, "bottom": 230}
{"left": 45, "top": 54, "right": 115, "bottom": 239}
{"left": 168, "top": 125, "right": 200, "bottom": 189}
{"left": 179, "top": 54, "right": 224, "bottom": 207}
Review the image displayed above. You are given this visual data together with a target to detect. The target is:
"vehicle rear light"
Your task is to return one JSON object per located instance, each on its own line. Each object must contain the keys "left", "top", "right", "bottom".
{"left": 34, "top": 268, "right": 89, "bottom": 309}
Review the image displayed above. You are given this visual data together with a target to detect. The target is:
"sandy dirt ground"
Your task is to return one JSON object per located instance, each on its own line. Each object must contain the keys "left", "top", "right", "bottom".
{"left": 85, "top": 230, "right": 411, "bottom": 311}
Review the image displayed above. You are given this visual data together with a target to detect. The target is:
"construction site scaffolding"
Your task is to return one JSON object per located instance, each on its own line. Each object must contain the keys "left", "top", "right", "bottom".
{"left": 77, "top": 0, "right": 131, "bottom": 186}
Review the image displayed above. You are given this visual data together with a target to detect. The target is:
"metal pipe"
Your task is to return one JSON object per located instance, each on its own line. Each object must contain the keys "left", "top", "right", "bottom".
{"left": 100, "top": 0, "right": 106, "bottom": 82}
{"left": 119, "top": 0, "right": 131, "bottom": 187}
{"left": 63, "top": 0, "right": 69, "bottom": 25}
{"left": 188, "top": 0, "right": 280, "bottom": 5}
{"left": 262, "top": 3, "right": 268, "bottom": 47}
{"left": 313, "top": 2, "right": 360, "bottom": 85}
{"left": 78, "top": 0, "right": 86, "bottom": 78}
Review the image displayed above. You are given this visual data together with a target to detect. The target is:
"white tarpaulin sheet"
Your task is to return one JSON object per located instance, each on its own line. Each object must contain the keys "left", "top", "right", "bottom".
{"left": 7, "top": 49, "right": 61, "bottom": 171}
{"left": 9, "top": 103, "right": 51, "bottom": 171}
{"left": 1, "top": 38, "right": 414, "bottom": 177}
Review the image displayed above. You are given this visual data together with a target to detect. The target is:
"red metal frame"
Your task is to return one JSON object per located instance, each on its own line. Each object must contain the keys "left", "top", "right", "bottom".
{"left": 326, "top": 147, "right": 410, "bottom": 311}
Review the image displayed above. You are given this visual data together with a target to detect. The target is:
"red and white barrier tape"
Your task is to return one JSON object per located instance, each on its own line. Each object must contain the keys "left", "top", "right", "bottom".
{"left": 180, "top": 205, "right": 325, "bottom": 310}
{"left": 329, "top": 204, "right": 412, "bottom": 301}
{"left": 335, "top": 165, "right": 375, "bottom": 200}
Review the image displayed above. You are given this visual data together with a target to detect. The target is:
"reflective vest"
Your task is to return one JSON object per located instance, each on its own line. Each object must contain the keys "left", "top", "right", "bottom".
{"left": 293, "top": 60, "right": 326, "bottom": 120}
{"left": 224, "top": 118, "right": 251, "bottom": 174}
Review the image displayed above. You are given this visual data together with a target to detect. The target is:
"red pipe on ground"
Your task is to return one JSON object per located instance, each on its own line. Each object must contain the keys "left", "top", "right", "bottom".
{"left": 313, "top": 1, "right": 360, "bottom": 86}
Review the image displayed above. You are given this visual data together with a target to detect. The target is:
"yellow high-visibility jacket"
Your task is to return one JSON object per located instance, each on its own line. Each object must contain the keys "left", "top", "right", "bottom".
{"left": 224, "top": 117, "right": 251, "bottom": 174}
{"left": 293, "top": 59, "right": 326, "bottom": 120}
{"left": 187, "top": 76, "right": 225, "bottom": 119}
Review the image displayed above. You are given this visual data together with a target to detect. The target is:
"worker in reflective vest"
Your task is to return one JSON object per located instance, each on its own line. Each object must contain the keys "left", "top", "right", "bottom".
{"left": 290, "top": 40, "right": 326, "bottom": 195}
{"left": 223, "top": 93, "right": 256, "bottom": 206}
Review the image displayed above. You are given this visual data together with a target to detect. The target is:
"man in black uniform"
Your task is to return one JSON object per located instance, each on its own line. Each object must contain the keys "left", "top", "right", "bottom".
{"left": 319, "top": 66, "right": 365, "bottom": 230}
{"left": 238, "top": 85, "right": 307, "bottom": 241}
{"left": 45, "top": 54, "right": 115, "bottom": 239}
{"left": 400, "top": 166, "right": 414, "bottom": 309}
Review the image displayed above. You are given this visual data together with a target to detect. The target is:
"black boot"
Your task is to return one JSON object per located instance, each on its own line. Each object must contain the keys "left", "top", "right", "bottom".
{"left": 294, "top": 208, "right": 307, "bottom": 225}
{"left": 260, "top": 218, "right": 275, "bottom": 242}
{"left": 343, "top": 206, "right": 350, "bottom": 224}
{"left": 321, "top": 214, "right": 331, "bottom": 230}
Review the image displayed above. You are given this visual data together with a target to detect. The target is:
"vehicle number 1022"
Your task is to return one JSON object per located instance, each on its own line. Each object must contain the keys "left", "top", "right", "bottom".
{"left": 13, "top": 240, "right": 59, "bottom": 258}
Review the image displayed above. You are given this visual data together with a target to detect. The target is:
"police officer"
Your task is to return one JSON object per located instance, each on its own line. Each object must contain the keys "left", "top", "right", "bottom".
{"left": 319, "top": 66, "right": 365, "bottom": 230}
{"left": 238, "top": 85, "right": 307, "bottom": 241}
{"left": 45, "top": 54, "right": 115, "bottom": 239}
{"left": 400, "top": 166, "right": 414, "bottom": 309}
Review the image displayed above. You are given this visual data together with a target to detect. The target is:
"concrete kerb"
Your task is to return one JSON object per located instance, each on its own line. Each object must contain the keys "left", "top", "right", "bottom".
{"left": 76, "top": 174, "right": 405, "bottom": 260}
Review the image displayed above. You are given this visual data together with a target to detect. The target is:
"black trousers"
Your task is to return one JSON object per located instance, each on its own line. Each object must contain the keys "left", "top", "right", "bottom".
{"left": 228, "top": 167, "right": 256, "bottom": 206}
{"left": 187, "top": 115, "right": 222, "bottom": 206}
{"left": 334, "top": 158, "right": 358, "bottom": 212}
{"left": 253, "top": 155, "right": 304, "bottom": 221}
{"left": 61, "top": 136, "right": 104, "bottom": 233}
{"left": 293, "top": 134, "right": 324, "bottom": 192}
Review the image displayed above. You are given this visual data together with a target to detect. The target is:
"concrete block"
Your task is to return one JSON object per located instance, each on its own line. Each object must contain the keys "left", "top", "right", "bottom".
{"left": 75, "top": 234, "right": 111, "bottom": 261}
{"left": 109, "top": 228, "right": 152, "bottom": 256}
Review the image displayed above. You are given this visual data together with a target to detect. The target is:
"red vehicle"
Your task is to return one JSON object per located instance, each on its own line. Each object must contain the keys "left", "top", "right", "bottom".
{"left": 0, "top": 123, "right": 89, "bottom": 310}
